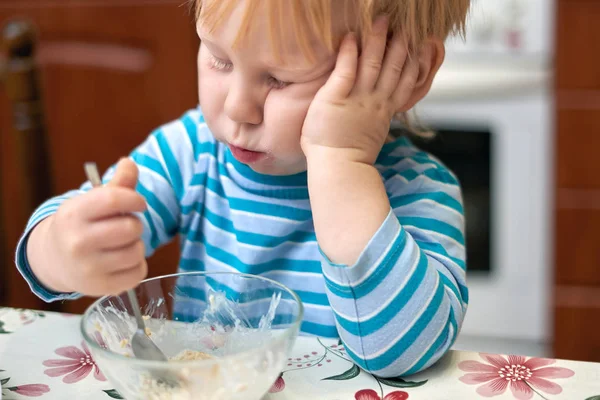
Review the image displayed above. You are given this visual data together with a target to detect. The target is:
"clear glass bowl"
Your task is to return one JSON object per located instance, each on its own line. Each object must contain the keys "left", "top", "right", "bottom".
{"left": 81, "top": 272, "right": 303, "bottom": 400}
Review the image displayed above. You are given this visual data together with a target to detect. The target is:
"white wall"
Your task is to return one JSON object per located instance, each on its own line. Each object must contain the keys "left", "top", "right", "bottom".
{"left": 445, "top": 0, "right": 556, "bottom": 58}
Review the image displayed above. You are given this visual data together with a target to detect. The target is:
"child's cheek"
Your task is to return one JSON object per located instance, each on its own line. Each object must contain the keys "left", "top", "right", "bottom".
{"left": 279, "top": 77, "right": 327, "bottom": 106}
{"left": 198, "top": 69, "right": 228, "bottom": 138}
{"left": 198, "top": 59, "right": 227, "bottom": 101}
{"left": 269, "top": 77, "right": 329, "bottom": 122}
{"left": 264, "top": 85, "right": 316, "bottom": 145}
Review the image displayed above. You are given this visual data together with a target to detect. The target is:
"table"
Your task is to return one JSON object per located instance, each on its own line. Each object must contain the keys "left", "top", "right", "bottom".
{"left": 1, "top": 307, "right": 599, "bottom": 400}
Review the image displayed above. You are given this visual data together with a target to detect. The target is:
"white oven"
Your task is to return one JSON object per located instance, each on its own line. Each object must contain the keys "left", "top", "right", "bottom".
{"left": 394, "top": 0, "right": 556, "bottom": 355}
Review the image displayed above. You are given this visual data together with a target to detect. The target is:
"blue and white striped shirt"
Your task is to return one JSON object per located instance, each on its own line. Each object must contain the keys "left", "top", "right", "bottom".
{"left": 16, "top": 108, "right": 467, "bottom": 377}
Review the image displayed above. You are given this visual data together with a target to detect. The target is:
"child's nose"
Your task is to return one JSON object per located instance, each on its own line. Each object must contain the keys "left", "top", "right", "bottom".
{"left": 224, "top": 76, "right": 263, "bottom": 125}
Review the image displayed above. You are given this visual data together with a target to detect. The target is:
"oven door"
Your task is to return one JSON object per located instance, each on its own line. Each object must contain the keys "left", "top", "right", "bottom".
{"left": 398, "top": 90, "right": 553, "bottom": 349}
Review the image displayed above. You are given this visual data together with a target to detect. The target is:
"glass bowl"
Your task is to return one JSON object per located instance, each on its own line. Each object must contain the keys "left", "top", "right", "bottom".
{"left": 81, "top": 272, "right": 303, "bottom": 400}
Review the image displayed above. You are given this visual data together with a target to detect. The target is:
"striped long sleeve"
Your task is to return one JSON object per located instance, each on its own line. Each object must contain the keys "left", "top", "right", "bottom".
{"left": 321, "top": 145, "right": 467, "bottom": 377}
{"left": 16, "top": 108, "right": 467, "bottom": 378}
{"left": 14, "top": 113, "right": 202, "bottom": 301}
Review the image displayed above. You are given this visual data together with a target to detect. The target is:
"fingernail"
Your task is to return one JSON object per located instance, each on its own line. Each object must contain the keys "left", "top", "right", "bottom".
{"left": 345, "top": 32, "right": 356, "bottom": 44}
{"left": 375, "top": 15, "right": 389, "bottom": 33}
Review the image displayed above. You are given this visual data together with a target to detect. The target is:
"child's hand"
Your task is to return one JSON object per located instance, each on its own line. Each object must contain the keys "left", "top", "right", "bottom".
{"left": 301, "top": 16, "right": 420, "bottom": 165}
{"left": 31, "top": 159, "right": 148, "bottom": 296}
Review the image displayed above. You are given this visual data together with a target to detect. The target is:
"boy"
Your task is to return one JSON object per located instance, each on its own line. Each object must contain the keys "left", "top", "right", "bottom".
{"left": 17, "top": 0, "right": 470, "bottom": 377}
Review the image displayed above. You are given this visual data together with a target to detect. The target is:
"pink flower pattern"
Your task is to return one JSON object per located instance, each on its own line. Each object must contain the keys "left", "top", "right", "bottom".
{"left": 269, "top": 375, "right": 286, "bottom": 393}
{"left": 93, "top": 331, "right": 108, "bottom": 350}
{"left": 0, "top": 318, "right": 587, "bottom": 400}
{"left": 355, "top": 389, "right": 409, "bottom": 400}
{"left": 6, "top": 383, "right": 51, "bottom": 397}
{"left": 43, "top": 341, "right": 106, "bottom": 383}
{"left": 459, "top": 353, "right": 575, "bottom": 399}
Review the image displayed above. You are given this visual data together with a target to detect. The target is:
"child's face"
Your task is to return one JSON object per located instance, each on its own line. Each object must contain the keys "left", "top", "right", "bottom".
{"left": 196, "top": 2, "right": 347, "bottom": 175}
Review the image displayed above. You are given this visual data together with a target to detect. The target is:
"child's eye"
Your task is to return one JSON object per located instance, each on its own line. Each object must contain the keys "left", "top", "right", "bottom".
{"left": 209, "top": 55, "right": 233, "bottom": 72}
{"left": 267, "top": 76, "right": 290, "bottom": 90}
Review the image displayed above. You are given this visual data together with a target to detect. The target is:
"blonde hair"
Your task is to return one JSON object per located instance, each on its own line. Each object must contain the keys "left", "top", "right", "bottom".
{"left": 193, "top": 0, "right": 470, "bottom": 137}
{"left": 194, "top": 0, "right": 470, "bottom": 60}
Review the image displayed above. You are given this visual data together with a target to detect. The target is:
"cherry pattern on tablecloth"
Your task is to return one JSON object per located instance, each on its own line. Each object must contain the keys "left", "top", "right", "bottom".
{"left": 269, "top": 338, "right": 426, "bottom": 399}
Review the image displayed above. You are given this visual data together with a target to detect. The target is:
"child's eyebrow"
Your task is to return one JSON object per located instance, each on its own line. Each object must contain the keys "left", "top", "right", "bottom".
{"left": 201, "top": 33, "right": 335, "bottom": 77}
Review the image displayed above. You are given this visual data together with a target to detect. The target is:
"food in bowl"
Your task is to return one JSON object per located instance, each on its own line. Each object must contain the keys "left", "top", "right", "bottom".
{"left": 81, "top": 272, "right": 303, "bottom": 400}
{"left": 172, "top": 349, "right": 213, "bottom": 361}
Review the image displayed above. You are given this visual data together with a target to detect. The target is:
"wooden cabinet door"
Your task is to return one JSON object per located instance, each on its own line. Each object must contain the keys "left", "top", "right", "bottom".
{"left": 0, "top": 1, "right": 199, "bottom": 313}
{"left": 553, "top": 0, "right": 600, "bottom": 362}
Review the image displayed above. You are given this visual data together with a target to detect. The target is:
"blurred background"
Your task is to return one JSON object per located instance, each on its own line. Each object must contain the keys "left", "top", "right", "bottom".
{"left": 0, "top": 0, "right": 598, "bottom": 364}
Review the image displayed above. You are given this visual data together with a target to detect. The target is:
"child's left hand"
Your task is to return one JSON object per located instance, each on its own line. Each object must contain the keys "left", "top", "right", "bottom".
{"left": 301, "top": 16, "right": 420, "bottom": 165}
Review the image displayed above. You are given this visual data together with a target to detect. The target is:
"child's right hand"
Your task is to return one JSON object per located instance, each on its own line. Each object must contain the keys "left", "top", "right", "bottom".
{"left": 27, "top": 158, "right": 148, "bottom": 297}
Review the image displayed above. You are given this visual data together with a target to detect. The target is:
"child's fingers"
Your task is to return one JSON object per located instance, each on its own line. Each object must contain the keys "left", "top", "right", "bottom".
{"left": 88, "top": 215, "right": 144, "bottom": 251}
{"left": 98, "top": 240, "right": 146, "bottom": 273}
{"left": 319, "top": 33, "right": 358, "bottom": 100}
{"left": 108, "top": 158, "right": 139, "bottom": 190}
{"left": 355, "top": 16, "right": 389, "bottom": 93}
{"left": 76, "top": 186, "right": 147, "bottom": 221}
{"left": 106, "top": 259, "right": 148, "bottom": 295}
{"left": 376, "top": 31, "right": 409, "bottom": 96}
{"left": 391, "top": 55, "right": 420, "bottom": 110}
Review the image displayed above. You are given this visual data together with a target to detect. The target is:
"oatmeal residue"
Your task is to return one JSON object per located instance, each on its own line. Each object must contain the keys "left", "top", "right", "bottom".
{"left": 138, "top": 350, "right": 215, "bottom": 400}
{"left": 171, "top": 349, "right": 213, "bottom": 361}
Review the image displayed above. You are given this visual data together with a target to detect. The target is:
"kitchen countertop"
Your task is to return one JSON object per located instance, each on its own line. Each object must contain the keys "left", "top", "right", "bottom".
{"left": 1, "top": 307, "right": 599, "bottom": 400}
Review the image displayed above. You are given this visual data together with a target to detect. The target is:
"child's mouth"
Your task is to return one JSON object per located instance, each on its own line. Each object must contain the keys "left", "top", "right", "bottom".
{"left": 228, "top": 144, "right": 266, "bottom": 164}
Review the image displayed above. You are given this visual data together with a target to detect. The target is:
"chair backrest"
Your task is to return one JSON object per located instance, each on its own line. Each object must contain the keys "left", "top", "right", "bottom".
{"left": 1, "top": 20, "right": 53, "bottom": 213}
{"left": 0, "top": 8, "right": 192, "bottom": 311}
{"left": 0, "top": 20, "right": 53, "bottom": 304}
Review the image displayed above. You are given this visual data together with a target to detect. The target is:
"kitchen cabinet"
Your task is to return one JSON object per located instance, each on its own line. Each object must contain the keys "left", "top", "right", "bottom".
{"left": 553, "top": 0, "right": 600, "bottom": 362}
{"left": 556, "top": 110, "right": 600, "bottom": 188}
{"left": 0, "top": 1, "right": 199, "bottom": 314}
{"left": 555, "top": 208, "right": 600, "bottom": 286}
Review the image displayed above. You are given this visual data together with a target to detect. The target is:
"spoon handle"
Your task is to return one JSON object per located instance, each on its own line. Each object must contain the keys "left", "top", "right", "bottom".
{"left": 84, "top": 162, "right": 102, "bottom": 187}
{"left": 126, "top": 287, "right": 147, "bottom": 330}
{"left": 83, "top": 162, "right": 148, "bottom": 333}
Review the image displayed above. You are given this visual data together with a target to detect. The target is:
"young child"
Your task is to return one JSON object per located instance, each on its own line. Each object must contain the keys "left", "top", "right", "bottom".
{"left": 16, "top": 0, "right": 469, "bottom": 377}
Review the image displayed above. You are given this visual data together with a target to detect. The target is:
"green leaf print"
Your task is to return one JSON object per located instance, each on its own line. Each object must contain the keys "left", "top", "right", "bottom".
{"left": 585, "top": 397, "right": 600, "bottom": 400}
{"left": 103, "top": 389, "right": 124, "bottom": 399}
{"left": 1, "top": 377, "right": 10, "bottom": 385}
{"left": 322, "top": 364, "right": 360, "bottom": 381}
{"left": 0, "top": 321, "right": 10, "bottom": 334}
{"left": 377, "top": 376, "right": 428, "bottom": 388}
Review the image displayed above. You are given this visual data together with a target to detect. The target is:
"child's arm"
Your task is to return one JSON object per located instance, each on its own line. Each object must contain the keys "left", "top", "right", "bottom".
{"left": 302, "top": 20, "right": 466, "bottom": 377}
{"left": 309, "top": 152, "right": 466, "bottom": 377}
{"left": 302, "top": 19, "right": 423, "bottom": 266}
{"left": 16, "top": 110, "right": 208, "bottom": 301}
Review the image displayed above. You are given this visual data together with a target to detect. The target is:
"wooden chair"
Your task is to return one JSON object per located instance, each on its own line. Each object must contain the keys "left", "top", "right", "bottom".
{"left": 1, "top": 20, "right": 53, "bottom": 213}
{"left": 0, "top": 20, "right": 54, "bottom": 307}
{"left": 0, "top": 5, "right": 198, "bottom": 312}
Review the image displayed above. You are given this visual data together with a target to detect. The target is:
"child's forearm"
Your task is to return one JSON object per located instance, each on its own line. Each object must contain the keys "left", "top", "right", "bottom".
{"left": 26, "top": 216, "right": 71, "bottom": 293}
{"left": 306, "top": 150, "right": 391, "bottom": 266}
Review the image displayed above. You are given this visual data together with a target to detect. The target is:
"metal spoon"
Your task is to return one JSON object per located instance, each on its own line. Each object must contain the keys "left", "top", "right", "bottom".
{"left": 83, "top": 162, "right": 168, "bottom": 362}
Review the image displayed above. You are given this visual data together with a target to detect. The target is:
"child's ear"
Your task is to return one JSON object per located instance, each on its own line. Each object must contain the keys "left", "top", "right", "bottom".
{"left": 397, "top": 38, "right": 445, "bottom": 113}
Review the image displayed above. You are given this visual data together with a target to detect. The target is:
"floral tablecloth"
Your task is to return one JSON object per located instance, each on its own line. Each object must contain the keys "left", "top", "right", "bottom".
{"left": 1, "top": 308, "right": 599, "bottom": 400}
